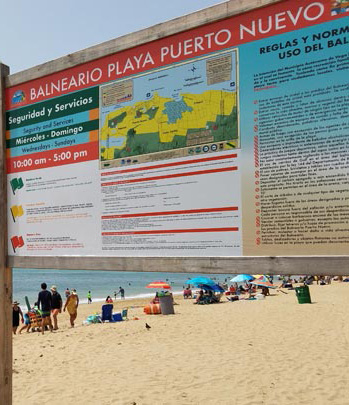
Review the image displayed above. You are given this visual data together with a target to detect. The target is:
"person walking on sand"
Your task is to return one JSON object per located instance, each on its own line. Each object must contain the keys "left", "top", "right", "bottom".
{"left": 63, "top": 289, "right": 79, "bottom": 328}
{"left": 50, "top": 285, "right": 62, "bottom": 330}
{"left": 19, "top": 311, "right": 31, "bottom": 334}
{"left": 87, "top": 290, "right": 92, "bottom": 304}
{"left": 37, "top": 283, "right": 53, "bottom": 334}
{"left": 12, "top": 301, "right": 24, "bottom": 335}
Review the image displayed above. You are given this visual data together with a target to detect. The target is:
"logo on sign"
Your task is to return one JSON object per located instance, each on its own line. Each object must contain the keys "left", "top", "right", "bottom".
{"left": 12, "top": 90, "right": 26, "bottom": 105}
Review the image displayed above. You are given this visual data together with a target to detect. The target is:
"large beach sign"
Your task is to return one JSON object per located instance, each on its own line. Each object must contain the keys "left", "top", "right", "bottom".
{"left": 1, "top": 2, "right": 348, "bottom": 403}
{"left": 3, "top": 0, "right": 349, "bottom": 270}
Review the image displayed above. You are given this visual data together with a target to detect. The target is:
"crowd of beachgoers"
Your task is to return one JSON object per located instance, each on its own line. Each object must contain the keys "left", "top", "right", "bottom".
{"left": 13, "top": 274, "right": 347, "bottom": 336}
{"left": 12, "top": 283, "right": 126, "bottom": 335}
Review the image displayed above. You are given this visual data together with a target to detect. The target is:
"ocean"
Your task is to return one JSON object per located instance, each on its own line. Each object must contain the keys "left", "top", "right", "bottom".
{"left": 13, "top": 268, "right": 234, "bottom": 309}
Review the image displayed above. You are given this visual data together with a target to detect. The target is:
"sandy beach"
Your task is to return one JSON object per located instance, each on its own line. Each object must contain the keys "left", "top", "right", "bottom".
{"left": 13, "top": 282, "right": 349, "bottom": 405}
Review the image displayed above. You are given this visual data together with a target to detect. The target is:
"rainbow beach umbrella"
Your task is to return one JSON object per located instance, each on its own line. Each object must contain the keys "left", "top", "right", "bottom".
{"left": 253, "top": 275, "right": 270, "bottom": 282}
{"left": 146, "top": 281, "right": 171, "bottom": 289}
{"left": 250, "top": 280, "right": 276, "bottom": 289}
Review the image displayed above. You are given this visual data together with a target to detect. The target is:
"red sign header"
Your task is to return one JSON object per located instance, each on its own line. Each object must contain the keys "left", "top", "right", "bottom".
{"left": 6, "top": 0, "right": 334, "bottom": 109}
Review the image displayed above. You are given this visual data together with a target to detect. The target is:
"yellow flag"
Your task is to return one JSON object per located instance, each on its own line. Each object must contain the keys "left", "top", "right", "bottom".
{"left": 10, "top": 205, "right": 19, "bottom": 218}
{"left": 10, "top": 205, "right": 24, "bottom": 220}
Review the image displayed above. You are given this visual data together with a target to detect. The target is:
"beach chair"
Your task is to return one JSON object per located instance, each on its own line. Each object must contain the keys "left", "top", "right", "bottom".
{"left": 121, "top": 308, "right": 128, "bottom": 320}
{"left": 197, "top": 296, "right": 208, "bottom": 304}
{"left": 183, "top": 289, "right": 192, "bottom": 299}
{"left": 28, "top": 310, "right": 42, "bottom": 330}
{"left": 216, "top": 293, "right": 223, "bottom": 302}
{"left": 101, "top": 304, "right": 114, "bottom": 322}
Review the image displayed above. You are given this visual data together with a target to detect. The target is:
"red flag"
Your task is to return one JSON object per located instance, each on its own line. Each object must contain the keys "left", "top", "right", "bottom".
{"left": 11, "top": 236, "right": 20, "bottom": 252}
{"left": 10, "top": 236, "right": 24, "bottom": 252}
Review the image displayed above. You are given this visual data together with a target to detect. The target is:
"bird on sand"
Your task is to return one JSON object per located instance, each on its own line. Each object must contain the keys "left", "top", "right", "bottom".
{"left": 145, "top": 323, "right": 151, "bottom": 330}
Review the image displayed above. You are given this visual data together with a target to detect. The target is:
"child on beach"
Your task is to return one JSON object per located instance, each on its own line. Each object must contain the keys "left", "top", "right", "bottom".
{"left": 19, "top": 312, "right": 31, "bottom": 334}
{"left": 87, "top": 291, "right": 92, "bottom": 304}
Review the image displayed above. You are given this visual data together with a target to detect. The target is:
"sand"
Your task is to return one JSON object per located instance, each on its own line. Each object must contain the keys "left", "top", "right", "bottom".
{"left": 13, "top": 282, "right": 349, "bottom": 405}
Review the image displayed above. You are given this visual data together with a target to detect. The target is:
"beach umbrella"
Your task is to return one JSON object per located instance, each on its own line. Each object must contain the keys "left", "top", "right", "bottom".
{"left": 250, "top": 280, "right": 276, "bottom": 289}
{"left": 253, "top": 275, "right": 270, "bottom": 282}
{"left": 185, "top": 277, "right": 215, "bottom": 286}
{"left": 230, "top": 274, "right": 254, "bottom": 283}
{"left": 201, "top": 283, "right": 225, "bottom": 293}
{"left": 253, "top": 274, "right": 264, "bottom": 279}
{"left": 146, "top": 281, "right": 171, "bottom": 289}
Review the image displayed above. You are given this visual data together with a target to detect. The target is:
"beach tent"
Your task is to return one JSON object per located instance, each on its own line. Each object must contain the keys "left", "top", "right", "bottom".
{"left": 197, "top": 283, "right": 224, "bottom": 303}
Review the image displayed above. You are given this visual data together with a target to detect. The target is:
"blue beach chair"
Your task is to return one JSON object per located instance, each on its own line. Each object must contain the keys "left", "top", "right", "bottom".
{"left": 101, "top": 304, "right": 113, "bottom": 322}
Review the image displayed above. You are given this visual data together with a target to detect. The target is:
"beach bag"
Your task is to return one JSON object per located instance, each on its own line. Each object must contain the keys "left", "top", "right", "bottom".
{"left": 86, "top": 314, "right": 102, "bottom": 324}
{"left": 144, "top": 304, "right": 161, "bottom": 314}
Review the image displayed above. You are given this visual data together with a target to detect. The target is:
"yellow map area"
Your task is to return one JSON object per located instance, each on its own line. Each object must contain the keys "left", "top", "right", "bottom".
{"left": 100, "top": 90, "right": 236, "bottom": 160}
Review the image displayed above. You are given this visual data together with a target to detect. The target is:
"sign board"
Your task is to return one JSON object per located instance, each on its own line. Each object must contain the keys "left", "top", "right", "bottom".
{"left": 4, "top": 0, "right": 349, "bottom": 262}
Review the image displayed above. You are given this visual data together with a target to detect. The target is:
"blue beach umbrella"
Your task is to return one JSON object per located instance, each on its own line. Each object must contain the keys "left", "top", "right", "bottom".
{"left": 230, "top": 274, "right": 254, "bottom": 283}
{"left": 185, "top": 277, "right": 215, "bottom": 286}
{"left": 201, "top": 283, "right": 225, "bottom": 293}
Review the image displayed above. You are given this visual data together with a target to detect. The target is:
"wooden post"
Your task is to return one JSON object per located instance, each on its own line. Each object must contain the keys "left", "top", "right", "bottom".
{"left": 0, "top": 62, "right": 12, "bottom": 405}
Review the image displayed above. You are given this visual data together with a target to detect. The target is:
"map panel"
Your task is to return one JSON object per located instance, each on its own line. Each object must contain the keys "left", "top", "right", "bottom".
{"left": 99, "top": 50, "right": 239, "bottom": 168}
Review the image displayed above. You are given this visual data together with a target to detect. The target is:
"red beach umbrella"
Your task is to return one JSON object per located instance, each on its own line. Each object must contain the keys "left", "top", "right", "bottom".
{"left": 146, "top": 281, "right": 171, "bottom": 289}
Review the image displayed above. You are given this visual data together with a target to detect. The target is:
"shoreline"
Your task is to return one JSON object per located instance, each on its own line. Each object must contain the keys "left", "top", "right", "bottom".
{"left": 78, "top": 289, "right": 184, "bottom": 305}
{"left": 18, "top": 290, "right": 184, "bottom": 312}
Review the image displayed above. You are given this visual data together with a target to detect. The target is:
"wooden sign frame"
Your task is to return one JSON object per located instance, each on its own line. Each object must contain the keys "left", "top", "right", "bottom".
{"left": 1, "top": 0, "right": 348, "bottom": 402}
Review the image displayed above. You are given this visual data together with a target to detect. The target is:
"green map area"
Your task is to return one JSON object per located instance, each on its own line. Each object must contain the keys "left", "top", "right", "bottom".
{"left": 100, "top": 90, "right": 238, "bottom": 161}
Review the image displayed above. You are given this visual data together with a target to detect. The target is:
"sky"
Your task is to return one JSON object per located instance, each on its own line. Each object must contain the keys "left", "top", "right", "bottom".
{"left": 0, "top": 0, "right": 224, "bottom": 74}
